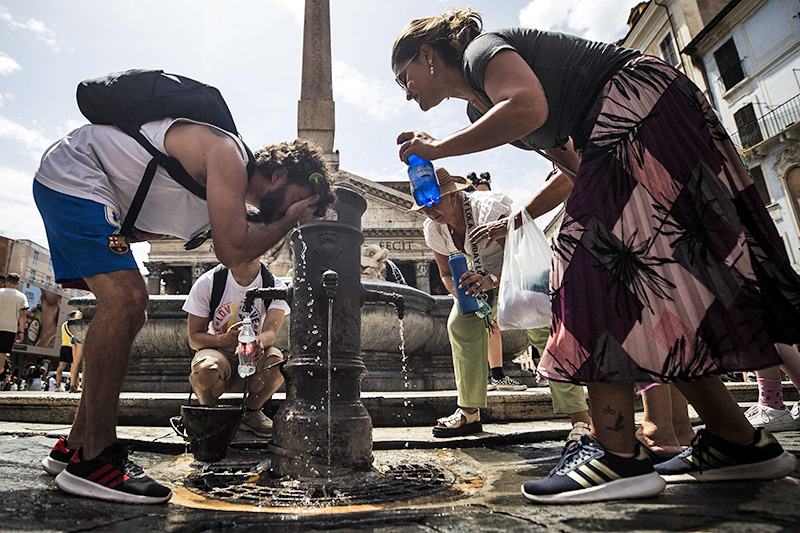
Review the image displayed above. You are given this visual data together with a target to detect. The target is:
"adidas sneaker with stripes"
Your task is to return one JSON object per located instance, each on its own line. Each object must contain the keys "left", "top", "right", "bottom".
{"left": 522, "top": 434, "right": 665, "bottom": 504}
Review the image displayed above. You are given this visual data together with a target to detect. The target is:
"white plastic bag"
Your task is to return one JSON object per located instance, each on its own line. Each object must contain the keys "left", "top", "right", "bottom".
{"left": 496, "top": 209, "right": 552, "bottom": 330}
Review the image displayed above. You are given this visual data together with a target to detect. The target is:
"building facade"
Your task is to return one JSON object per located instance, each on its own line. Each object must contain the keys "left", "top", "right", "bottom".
{"left": 684, "top": 0, "right": 800, "bottom": 270}
{"left": 622, "top": 0, "right": 730, "bottom": 97}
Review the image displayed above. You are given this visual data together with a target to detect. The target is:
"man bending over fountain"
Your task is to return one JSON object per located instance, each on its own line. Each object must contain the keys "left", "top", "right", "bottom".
{"left": 183, "top": 255, "right": 289, "bottom": 438}
{"left": 34, "top": 124, "right": 335, "bottom": 505}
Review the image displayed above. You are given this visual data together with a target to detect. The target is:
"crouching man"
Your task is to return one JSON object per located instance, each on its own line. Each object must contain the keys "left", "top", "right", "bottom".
{"left": 183, "top": 256, "right": 289, "bottom": 437}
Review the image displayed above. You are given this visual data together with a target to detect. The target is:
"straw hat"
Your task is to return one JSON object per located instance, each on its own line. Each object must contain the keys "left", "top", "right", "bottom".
{"left": 408, "top": 167, "right": 471, "bottom": 211}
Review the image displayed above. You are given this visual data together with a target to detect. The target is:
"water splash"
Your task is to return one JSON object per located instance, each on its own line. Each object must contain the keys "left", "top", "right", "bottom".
{"left": 398, "top": 314, "right": 413, "bottom": 422}
{"left": 326, "top": 298, "right": 333, "bottom": 480}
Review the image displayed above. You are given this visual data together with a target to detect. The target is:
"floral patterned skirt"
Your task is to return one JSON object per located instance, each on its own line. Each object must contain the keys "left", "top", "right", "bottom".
{"left": 539, "top": 56, "right": 800, "bottom": 385}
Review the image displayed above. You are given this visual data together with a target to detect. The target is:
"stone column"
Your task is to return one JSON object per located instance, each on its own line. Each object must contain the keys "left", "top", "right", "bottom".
{"left": 144, "top": 262, "right": 165, "bottom": 295}
{"left": 191, "top": 262, "right": 208, "bottom": 284}
{"left": 415, "top": 260, "right": 431, "bottom": 294}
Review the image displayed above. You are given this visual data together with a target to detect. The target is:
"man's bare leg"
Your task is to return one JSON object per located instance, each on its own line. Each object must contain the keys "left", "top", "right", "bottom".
{"left": 70, "top": 344, "right": 83, "bottom": 392}
{"left": 245, "top": 354, "right": 285, "bottom": 410}
{"left": 55, "top": 361, "right": 68, "bottom": 390}
{"left": 65, "top": 269, "right": 148, "bottom": 458}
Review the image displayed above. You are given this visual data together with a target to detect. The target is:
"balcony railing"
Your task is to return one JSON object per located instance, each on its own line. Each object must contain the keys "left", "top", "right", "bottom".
{"left": 731, "top": 93, "right": 800, "bottom": 149}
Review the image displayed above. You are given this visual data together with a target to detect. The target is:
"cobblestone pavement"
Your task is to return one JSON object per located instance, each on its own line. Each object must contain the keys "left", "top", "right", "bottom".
{"left": 1, "top": 421, "right": 799, "bottom": 532}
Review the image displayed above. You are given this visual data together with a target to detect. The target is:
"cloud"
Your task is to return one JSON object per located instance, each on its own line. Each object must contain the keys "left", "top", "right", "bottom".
{"left": 273, "top": 0, "right": 303, "bottom": 25}
{"left": 0, "top": 115, "right": 52, "bottom": 159}
{"left": 0, "top": 164, "right": 46, "bottom": 246}
{"left": 0, "top": 5, "right": 62, "bottom": 52}
{"left": 0, "top": 51, "right": 21, "bottom": 75}
{"left": 333, "top": 60, "right": 404, "bottom": 121}
{"left": 519, "top": 0, "right": 638, "bottom": 43}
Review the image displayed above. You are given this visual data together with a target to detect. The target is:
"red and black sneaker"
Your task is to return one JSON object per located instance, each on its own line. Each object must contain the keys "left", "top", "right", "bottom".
{"left": 54, "top": 442, "right": 172, "bottom": 504}
{"left": 42, "top": 438, "right": 76, "bottom": 475}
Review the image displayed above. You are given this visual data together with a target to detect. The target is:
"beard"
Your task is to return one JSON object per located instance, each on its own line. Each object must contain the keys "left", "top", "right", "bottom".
{"left": 258, "top": 184, "right": 289, "bottom": 223}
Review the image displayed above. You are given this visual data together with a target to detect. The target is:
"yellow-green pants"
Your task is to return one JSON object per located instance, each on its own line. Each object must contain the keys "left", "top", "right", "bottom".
{"left": 447, "top": 298, "right": 496, "bottom": 408}
{"left": 526, "top": 327, "right": 588, "bottom": 415}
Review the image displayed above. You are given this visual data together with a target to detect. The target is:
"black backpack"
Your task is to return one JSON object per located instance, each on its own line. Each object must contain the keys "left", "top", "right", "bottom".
{"left": 206, "top": 263, "right": 275, "bottom": 327}
{"left": 76, "top": 69, "right": 256, "bottom": 238}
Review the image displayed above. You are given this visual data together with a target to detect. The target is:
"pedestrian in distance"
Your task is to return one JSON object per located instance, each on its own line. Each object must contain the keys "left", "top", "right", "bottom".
{"left": 0, "top": 273, "right": 28, "bottom": 376}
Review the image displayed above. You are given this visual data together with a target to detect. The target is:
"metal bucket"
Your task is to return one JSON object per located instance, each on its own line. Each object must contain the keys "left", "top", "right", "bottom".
{"left": 171, "top": 405, "right": 242, "bottom": 462}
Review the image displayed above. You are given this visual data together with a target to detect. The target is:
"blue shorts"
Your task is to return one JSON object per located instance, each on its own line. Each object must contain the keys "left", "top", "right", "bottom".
{"left": 33, "top": 180, "right": 138, "bottom": 288}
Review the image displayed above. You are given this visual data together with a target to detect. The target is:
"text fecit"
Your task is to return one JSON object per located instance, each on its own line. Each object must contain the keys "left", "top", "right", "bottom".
{"left": 378, "top": 241, "right": 414, "bottom": 251}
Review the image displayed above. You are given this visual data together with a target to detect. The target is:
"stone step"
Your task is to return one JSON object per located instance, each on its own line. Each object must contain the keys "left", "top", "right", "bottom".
{"left": 0, "top": 382, "right": 793, "bottom": 428}
{"left": 2, "top": 401, "right": 780, "bottom": 456}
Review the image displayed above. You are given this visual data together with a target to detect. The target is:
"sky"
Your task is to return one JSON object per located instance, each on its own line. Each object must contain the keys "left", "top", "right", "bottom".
{"left": 0, "top": 0, "right": 641, "bottom": 270}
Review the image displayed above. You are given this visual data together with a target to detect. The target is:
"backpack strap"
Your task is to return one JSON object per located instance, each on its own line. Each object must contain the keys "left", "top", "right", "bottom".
{"left": 116, "top": 123, "right": 255, "bottom": 236}
{"left": 259, "top": 263, "right": 274, "bottom": 311}
{"left": 207, "top": 264, "right": 229, "bottom": 327}
{"left": 117, "top": 123, "right": 206, "bottom": 236}
{"left": 206, "top": 263, "right": 275, "bottom": 328}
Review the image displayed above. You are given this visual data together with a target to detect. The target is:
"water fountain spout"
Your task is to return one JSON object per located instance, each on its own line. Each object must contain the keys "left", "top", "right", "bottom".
{"left": 243, "top": 286, "right": 291, "bottom": 313}
{"left": 321, "top": 270, "right": 338, "bottom": 300}
{"left": 363, "top": 289, "right": 404, "bottom": 321}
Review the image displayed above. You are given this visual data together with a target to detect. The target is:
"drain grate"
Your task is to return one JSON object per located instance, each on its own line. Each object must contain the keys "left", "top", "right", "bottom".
{"left": 185, "top": 462, "right": 455, "bottom": 508}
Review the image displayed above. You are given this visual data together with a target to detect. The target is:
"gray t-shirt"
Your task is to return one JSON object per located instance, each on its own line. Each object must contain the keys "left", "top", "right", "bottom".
{"left": 462, "top": 28, "right": 639, "bottom": 150}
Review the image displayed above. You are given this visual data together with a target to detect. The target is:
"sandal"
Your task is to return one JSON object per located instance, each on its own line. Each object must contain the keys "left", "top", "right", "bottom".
{"left": 432, "top": 408, "right": 482, "bottom": 438}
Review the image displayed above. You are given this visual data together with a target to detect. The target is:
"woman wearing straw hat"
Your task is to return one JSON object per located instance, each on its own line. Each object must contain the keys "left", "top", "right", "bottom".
{"left": 413, "top": 166, "right": 507, "bottom": 437}
{"left": 418, "top": 167, "right": 591, "bottom": 441}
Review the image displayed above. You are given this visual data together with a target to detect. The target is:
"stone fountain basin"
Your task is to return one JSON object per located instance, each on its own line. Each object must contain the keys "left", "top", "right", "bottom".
{"left": 68, "top": 280, "right": 530, "bottom": 393}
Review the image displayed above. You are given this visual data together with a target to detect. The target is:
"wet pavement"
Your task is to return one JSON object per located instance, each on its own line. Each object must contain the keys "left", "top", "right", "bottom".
{"left": 2, "top": 414, "right": 800, "bottom": 532}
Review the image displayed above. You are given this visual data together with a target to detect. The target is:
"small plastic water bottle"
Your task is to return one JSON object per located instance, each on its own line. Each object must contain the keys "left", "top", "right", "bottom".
{"left": 237, "top": 317, "right": 256, "bottom": 378}
{"left": 448, "top": 251, "right": 479, "bottom": 314}
{"left": 407, "top": 155, "right": 441, "bottom": 207}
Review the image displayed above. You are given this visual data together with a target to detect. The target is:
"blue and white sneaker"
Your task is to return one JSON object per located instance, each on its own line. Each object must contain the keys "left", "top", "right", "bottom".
{"left": 521, "top": 434, "right": 665, "bottom": 504}
{"left": 655, "top": 427, "right": 796, "bottom": 483}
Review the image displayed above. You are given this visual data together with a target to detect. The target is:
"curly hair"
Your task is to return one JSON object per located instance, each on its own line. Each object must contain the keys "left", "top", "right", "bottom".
{"left": 392, "top": 7, "right": 483, "bottom": 69}
{"left": 253, "top": 139, "right": 336, "bottom": 217}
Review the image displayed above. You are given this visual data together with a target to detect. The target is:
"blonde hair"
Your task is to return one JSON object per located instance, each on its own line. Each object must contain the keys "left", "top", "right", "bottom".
{"left": 392, "top": 7, "right": 483, "bottom": 69}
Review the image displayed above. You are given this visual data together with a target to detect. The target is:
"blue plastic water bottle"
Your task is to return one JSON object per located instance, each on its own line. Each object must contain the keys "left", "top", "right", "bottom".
{"left": 407, "top": 155, "right": 441, "bottom": 207}
{"left": 448, "top": 251, "right": 479, "bottom": 314}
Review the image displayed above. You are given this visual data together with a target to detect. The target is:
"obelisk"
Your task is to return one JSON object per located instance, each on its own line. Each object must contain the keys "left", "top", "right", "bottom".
{"left": 298, "top": 0, "right": 339, "bottom": 169}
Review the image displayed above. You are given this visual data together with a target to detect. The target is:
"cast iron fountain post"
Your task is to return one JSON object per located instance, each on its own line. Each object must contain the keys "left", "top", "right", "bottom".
{"left": 271, "top": 186, "right": 372, "bottom": 478}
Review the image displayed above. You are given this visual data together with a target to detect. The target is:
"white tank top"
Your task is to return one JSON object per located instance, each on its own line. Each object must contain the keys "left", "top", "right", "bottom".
{"left": 34, "top": 118, "right": 249, "bottom": 240}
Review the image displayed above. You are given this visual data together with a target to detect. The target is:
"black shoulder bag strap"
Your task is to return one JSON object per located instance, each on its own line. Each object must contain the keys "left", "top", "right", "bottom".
{"left": 118, "top": 123, "right": 207, "bottom": 237}
{"left": 463, "top": 193, "right": 496, "bottom": 331}
{"left": 207, "top": 264, "right": 229, "bottom": 327}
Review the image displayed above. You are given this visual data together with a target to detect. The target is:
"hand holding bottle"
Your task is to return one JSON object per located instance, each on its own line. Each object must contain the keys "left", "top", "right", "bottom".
{"left": 448, "top": 252, "right": 479, "bottom": 314}
{"left": 237, "top": 317, "right": 257, "bottom": 378}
